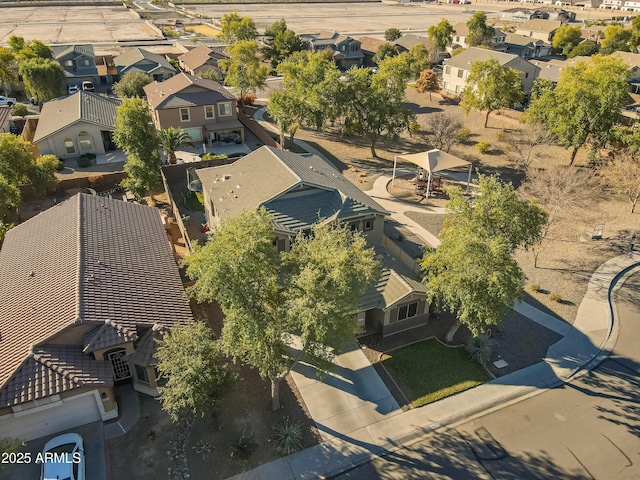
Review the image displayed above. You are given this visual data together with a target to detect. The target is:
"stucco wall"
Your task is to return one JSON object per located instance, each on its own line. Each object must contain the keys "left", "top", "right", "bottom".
{"left": 37, "top": 122, "right": 108, "bottom": 159}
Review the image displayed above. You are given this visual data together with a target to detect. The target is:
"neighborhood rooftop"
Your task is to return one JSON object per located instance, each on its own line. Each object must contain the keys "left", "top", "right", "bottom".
{"left": 144, "top": 71, "right": 235, "bottom": 110}
{"left": 444, "top": 47, "right": 520, "bottom": 69}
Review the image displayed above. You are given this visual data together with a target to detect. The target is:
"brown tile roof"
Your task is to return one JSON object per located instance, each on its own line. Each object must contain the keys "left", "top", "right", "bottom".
{"left": 83, "top": 320, "right": 138, "bottom": 353}
{"left": 356, "top": 36, "right": 390, "bottom": 55}
{"left": 128, "top": 324, "right": 166, "bottom": 367}
{"left": 518, "top": 19, "right": 562, "bottom": 33}
{"left": 144, "top": 72, "right": 234, "bottom": 110}
{"left": 178, "top": 45, "right": 227, "bottom": 72}
{"left": 0, "top": 345, "right": 113, "bottom": 407}
{"left": 0, "top": 193, "right": 192, "bottom": 394}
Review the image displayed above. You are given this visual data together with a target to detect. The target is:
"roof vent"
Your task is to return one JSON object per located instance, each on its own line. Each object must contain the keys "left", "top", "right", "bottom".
{"left": 29, "top": 270, "right": 35, "bottom": 277}
{"left": 223, "top": 174, "right": 231, "bottom": 181}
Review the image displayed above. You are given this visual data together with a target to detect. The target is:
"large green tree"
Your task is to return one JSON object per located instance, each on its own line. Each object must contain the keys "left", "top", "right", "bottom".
{"left": 428, "top": 19, "right": 455, "bottom": 52}
{"left": 461, "top": 57, "right": 523, "bottom": 128}
{"left": 113, "top": 72, "right": 153, "bottom": 98}
{"left": 217, "top": 12, "right": 258, "bottom": 44}
{"left": 19, "top": 58, "right": 66, "bottom": 102}
{"left": 220, "top": 41, "right": 268, "bottom": 105}
{"left": 155, "top": 321, "right": 231, "bottom": 421}
{"left": 552, "top": 25, "right": 582, "bottom": 56}
{"left": 341, "top": 55, "right": 415, "bottom": 157}
{"left": 0, "top": 48, "right": 18, "bottom": 93}
{"left": 422, "top": 175, "right": 548, "bottom": 340}
{"left": 568, "top": 40, "right": 599, "bottom": 58}
{"left": 407, "top": 44, "right": 432, "bottom": 78}
{"left": 113, "top": 98, "right": 162, "bottom": 204}
{"left": 600, "top": 24, "right": 632, "bottom": 54}
{"left": 184, "top": 209, "right": 378, "bottom": 411}
{"left": 159, "top": 127, "right": 193, "bottom": 165}
{"left": 262, "top": 19, "right": 303, "bottom": 69}
{"left": 372, "top": 43, "right": 399, "bottom": 65}
{"left": 385, "top": 28, "right": 403, "bottom": 41}
{"left": 467, "top": 12, "right": 495, "bottom": 47}
{"left": 525, "top": 55, "right": 630, "bottom": 165}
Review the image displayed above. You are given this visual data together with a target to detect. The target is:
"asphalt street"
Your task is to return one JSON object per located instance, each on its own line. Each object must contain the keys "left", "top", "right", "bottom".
{"left": 332, "top": 272, "right": 640, "bottom": 480}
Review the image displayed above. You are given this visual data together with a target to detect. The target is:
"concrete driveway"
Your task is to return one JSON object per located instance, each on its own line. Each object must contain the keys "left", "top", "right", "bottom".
{"left": 1, "top": 421, "right": 106, "bottom": 480}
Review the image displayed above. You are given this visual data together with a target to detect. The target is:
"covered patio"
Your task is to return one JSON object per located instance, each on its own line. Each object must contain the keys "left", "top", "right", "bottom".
{"left": 392, "top": 149, "right": 472, "bottom": 200}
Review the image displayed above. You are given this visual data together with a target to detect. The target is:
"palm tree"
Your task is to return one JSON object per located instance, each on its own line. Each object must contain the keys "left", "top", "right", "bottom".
{"left": 158, "top": 127, "right": 194, "bottom": 165}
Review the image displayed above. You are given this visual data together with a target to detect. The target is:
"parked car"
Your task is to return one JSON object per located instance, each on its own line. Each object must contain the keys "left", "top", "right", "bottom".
{"left": 81, "top": 81, "right": 95, "bottom": 92}
{"left": 40, "top": 433, "right": 85, "bottom": 480}
{"left": 0, "top": 95, "right": 17, "bottom": 106}
{"left": 68, "top": 85, "right": 80, "bottom": 95}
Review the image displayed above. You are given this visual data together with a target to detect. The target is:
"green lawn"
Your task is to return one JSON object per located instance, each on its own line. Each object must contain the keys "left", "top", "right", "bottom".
{"left": 381, "top": 339, "right": 491, "bottom": 408}
{"left": 185, "top": 192, "right": 204, "bottom": 212}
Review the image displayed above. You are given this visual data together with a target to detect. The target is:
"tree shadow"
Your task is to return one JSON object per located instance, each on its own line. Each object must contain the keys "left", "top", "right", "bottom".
{"left": 405, "top": 102, "right": 444, "bottom": 115}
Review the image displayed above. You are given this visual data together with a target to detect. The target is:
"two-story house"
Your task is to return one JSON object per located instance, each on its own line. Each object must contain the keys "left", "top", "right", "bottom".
{"left": 450, "top": 23, "right": 507, "bottom": 51}
{"left": 301, "top": 31, "right": 364, "bottom": 70}
{"left": 52, "top": 45, "right": 100, "bottom": 89}
{"left": 514, "top": 19, "right": 563, "bottom": 42}
{"left": 0, "top": 193, "right": 193, "bottom": 441}
{"left": 177, "top": 44, "right": 227, "bottom": 79}
{"left": 144, "top": 72, "right": 244, "bottom": 146}
{"left": 114, "top": 47, "right": 177, "bottom": 82}
{"left": 442, "top": 47, "right": 540, "bottom": 97}
{"left": 504, "top": 33, "right": 552, "bottom": 59}
{"left": 196, "top": 146, "right": 429, "bottom": 337}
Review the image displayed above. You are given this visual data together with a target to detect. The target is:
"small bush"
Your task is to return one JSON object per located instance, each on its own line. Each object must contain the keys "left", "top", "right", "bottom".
{"left": 456, "top": 127, "right": 472, "bottom": 144}
{"left": 77, "top": 156, "right": 92, "bottom": 168}
{"left": 358, "top": 172, "right": 367, "bottom": 177}
{"left": 466, "top": 333, "right": 494, "bottom": 367}
{"left": 230, "top": 431, "right": 256, "bottom": 459}
{"left": 273, "top": 418, "right": 303, "bottom": 455}
{"left": 347, "top": 165, "right": 358, "bottom": 172}
{"left": 145, "top": 430, "right": 156, "bottom": 442}
{"left": 549, "top": 292, "right": 562, "bottom": 303}
{"left": 88, "top": 175, "right": 105, "bottom": 191}
{"left": 241, "top": 93, "right": 256, "bottom": 106}
{"left": 495, "top": 129, "right": 507, "bottom": 142}
{"left": 528, "top": 283, "right": 541, "bottom": 293}
{"left": 201, "top": 153, "right": 227, "bottom": 161}
{"left": 476, "top": 141, "right": 491, "bottom": 154}
{"left": 11, "top": 104, "right": 28, "bottom": 117}
{"left": 56, "top": 159, "right": 65, "bottom": 171}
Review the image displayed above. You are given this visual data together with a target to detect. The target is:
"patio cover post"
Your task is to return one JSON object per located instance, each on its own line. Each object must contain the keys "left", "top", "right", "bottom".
{"left": 426, "top": 171, "right": 432, "bottom": 198}
{"left": 392, "top": 154, "right": 398, "bottom": 186}
{"left": 466, "top": 163, "right": 472, "bottom": 194}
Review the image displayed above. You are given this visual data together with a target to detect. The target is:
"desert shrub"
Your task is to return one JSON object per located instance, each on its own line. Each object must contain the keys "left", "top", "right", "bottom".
{"left": 358, "top": 172, "right": 367, "bottom": 177}
{"left": 495, "top": 129, "right": 507, "bottom": 142}
{"left": 528, "top": 283, "right": 541, "bottom": 293}
{"left": 466, "top": 333, "right": 494, "bottom": 366}
{"left": 88, "top": 175, "right": 105, "bottom": 191}
{"left": 11, "top": 104, "right": 28, "bottom": 117}
{"left": 273, "top": 418, "right": 303, "bottom": 455}
{"left": 456, "top": 127, "right": 472, "bottom": 144}
{"left": 549, "top": 292, "right": 562, "bottom": 303}
{"left": 229, "top": 431, "right": 256, "bottom": 459}
{"left": 145, "top": 430, "right": 156, "bottom": 442}
{"left": 476, "top": 141, "right": 491, "bottom": 154}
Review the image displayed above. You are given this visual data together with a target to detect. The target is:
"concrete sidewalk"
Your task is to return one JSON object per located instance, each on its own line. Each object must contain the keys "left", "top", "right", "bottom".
{"left": 229, "top": 252, "right": 640, "bottom": 480}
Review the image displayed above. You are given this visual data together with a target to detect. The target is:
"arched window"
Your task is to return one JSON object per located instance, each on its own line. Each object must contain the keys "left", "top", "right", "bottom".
{"left": 78, "top": 131, "right": 93, "bottom": 153}
{"left": 64, "top": 138, "right": 75, "bottom": 154}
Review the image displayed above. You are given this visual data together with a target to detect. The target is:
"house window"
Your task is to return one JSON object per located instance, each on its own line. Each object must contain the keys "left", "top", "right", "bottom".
{"left": 78, "top": 131, "right": 93, "bottom": 153}
{"left": 180, "top": 108, "right": 190, "bottom": 122}
{"left": 84, "top": 59, "right": 90, "bottom": 66}
{"left": 455, "top": 85, "right": 461, "bottom": 94}
{"left": 349, "top": 223, "right": 358, "bottom": 232}
{"left": 457, "top": 68, "right": 464, "bottom": 78}
{"left": 363, "top": 219, "right": 373, "bottom": 231}
{"left": 204, "top": 105, "right": 214, "bottom": 119}
{"left": 444, "top": 81, "right": 450, "bottom": 90}
{"left": 65, "top": 60, "right": 73, "bottom": 67}
{"left": 351, "top": 44, "right": 359, "bottom": 52}
{"left": 445, "top": 65, "right": 451, "bottom": 75}
{"left": 340, "top": 45, "right": 346, "bottom": 51}
{"left": 218, "top": 102, "right": 232, "bottom": 117}
{"left": 525, "top": 72, "right": 529, "bottom": 78}
{"left": 398, "top": 302, "right": 419, "bottom": 321}
{"left": 134, "top": 364, "right": 149, "bottom": 385}
{"left": 154, "top": 367, "right": 167, "bottom": 387}
{"left": 64, "top": 138, "right": 75, "bottom": 154}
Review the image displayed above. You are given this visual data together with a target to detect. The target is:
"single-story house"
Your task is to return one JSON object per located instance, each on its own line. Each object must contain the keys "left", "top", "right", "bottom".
{"left": 0, "top": 194, "right": 193, "bottom": 441}
{"left": 177, "top": 45, "right": 228, "bottom": 79}
{"left": 33, "top": 91, "right": 121, "bottom": 159}
{"left": 114, "top": 47, "right": 177, "bottom": 82}
{"left": 196, "top": 146, "right": 429, "bottom": 336}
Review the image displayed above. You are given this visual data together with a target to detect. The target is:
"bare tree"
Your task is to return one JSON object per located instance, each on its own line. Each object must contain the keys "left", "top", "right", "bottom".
{"left": 599, "top": 150, "right": 640, "bottom": 213}
{"left": 503, "top": 124, "right": 553, "bottom": 173}
{"left": 521, "top": 165, "right": 597, "bottom": 267}
{"left": 423, "top": 113, "right": 463, "bottom": 152}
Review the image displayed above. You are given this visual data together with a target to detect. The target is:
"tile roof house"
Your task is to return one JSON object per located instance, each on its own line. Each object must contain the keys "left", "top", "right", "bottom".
{"left": 144, "top": 72, "right": 244, "bottom": 146}
{"left": 504, "top": 33, "right": 552, "bottom": 59}
{"left": 357, "top": 36, "right": 392, "bottom": 67}
{"left": 114, "top": 47, "right": 177, "bottom": 82}
{"left": 0, "top": 106, "right": 11, "bottom": 133}
{"left": 177, "top": 44, "right": 227, "bottom": 78}
{"left": 52, "top": 44, "right": 100, "bottom": 88}
{"left": 196, "top": 146, "right": 428, "bottom": 337}
{"left": 0, "top": 194, "right": 193, "bottom": 441}
{"left": 451, "top": 23, "right": 507, "bottom": 52}
{"left": 33, "top": 91, "right": 121, "bottom": 159}
{"left": 301, "top": 31, "right": 364, "bottom": 70}
{"left": 442, "top": 47, "right": 540, "bottom": 96}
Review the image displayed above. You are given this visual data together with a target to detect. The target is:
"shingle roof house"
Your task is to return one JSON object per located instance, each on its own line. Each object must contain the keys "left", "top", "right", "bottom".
{"left": 33, "top": 91, "right": 121, "bottom": 159}
{"left": 0, "top": 194, "right": 192, "bottom": 440}
{"left": 197, "top": 146, "right": 428, "bottom": 337}
{"left": 114, "top": 47, "right": 177, "bottom": 82}
{"left": 177, "top": 44, "right": 227, "bottom": 77}
{"left": 52, "top": 44, "right": 99, "bottom": 87}
{"left": 301, "top": 31, "right": 364, "bottom": 70}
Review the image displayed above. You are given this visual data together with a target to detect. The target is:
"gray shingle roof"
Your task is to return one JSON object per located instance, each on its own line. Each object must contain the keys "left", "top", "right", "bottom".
{"left": 144, "top": 72, "right": 235, "bottom": 110}
{"left": 0, "top": 193, "right": 193, "bottom": 392}
{"left": 197, "top": 146, "right": 388, "bottom": 227}
{"left": 360, "top": 247, "right": 427, "bottom": 311}
{"left": 114, "top": 47, "right": 176, "bottom": 74}
{"left": 178, "top": 45, "right": 227, "bottom": 72}
{"left": 444, "top": 47, "right": 519, "bottom": 70}
{"left": 53, "top": 44, "right": 95, "bottom": 61}
{"left": 0, "top": 345, "right": 113, "bottom": 407}
{"left": 33, "top": 91, "right": 121, "bottom": 142}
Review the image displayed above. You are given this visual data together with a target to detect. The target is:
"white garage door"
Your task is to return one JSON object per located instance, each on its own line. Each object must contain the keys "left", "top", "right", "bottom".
{"left": 0, "top": 392, "right": 102, "bottom": 441}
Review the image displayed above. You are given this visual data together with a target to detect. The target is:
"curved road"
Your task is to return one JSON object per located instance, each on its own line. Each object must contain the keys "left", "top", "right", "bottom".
{"left": 333, "top": 271, "right": 640, "bottom": 479}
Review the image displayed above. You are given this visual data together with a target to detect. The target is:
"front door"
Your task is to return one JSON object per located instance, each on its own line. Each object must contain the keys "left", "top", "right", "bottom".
{"left": 106, "top": 348, "right": 132, "bottom": 384}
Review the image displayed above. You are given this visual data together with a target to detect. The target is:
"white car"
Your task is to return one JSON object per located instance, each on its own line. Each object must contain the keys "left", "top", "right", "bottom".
{"left": 40, "top": 433, "right": 85, "bottom": 480}
{"left": 0, "top": 95, "right": 17, "bottom": 106}
{"left": 68, "top": 85, "right": 80, "bottom": 95}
